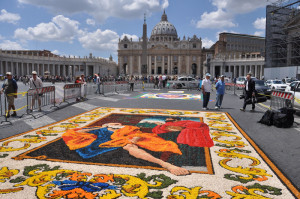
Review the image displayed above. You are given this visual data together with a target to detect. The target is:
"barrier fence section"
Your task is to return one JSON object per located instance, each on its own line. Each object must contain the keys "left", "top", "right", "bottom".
{"left": 27, "top": 86, "right": 56, "bottom": 114}
{"left": 63, "top": 83, "right": 81, "bottom": 103}
{"left": 270, "top": 90, "right": 294, "bottom": 110}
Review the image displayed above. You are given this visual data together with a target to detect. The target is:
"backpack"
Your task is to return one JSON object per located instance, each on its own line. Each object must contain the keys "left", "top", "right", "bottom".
{"left": 258, "top": 110, "right": 274, "bottom": 126}
{"left": 273, "top": 108, "right": 295, "bottom": 128}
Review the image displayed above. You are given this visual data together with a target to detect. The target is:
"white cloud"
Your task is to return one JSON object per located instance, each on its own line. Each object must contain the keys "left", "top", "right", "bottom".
{"left": 0, "top": 34, "right": 5, "bottom": 40}
{"left": 18, "top": 0, "right": 169, "bottom": 23}
{"left": 196, "top": 9, "right": 237, "bottom": 29}
{"left": 254, "top": 31, "right": 265, "bottom": 37}
{"left": 86, "top": 18, "right": 95, "bottom": 26}
{"left": 202, "top": 38, "right": 215, "bottom": 49}
{"left": 195, "top": 0, "right": 275, "bottom": 29}
{"left": 78, "top": 29, "right": 119, "bottom": 51}
{"left": 253, "top": 17, "right": 266, "bottom": 30}
{"left": 0, "top": 40, "right": 24, "bottom": 50}
{"left": 121, "top": 33, "right": 139, "bottom": 41}
{"left": 51, "top": 50, "right": 60, "bottom": 55}
{"left": 14, "top": 15, "right": 80, "bottom": 42}
{"left": 0, "top": 9, "right": 21, "bottom": 24}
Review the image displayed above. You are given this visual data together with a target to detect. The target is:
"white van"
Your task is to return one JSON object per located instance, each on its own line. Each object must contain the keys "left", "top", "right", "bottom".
{"left": 236, "top": 76, "right": 257, "bottom": 89}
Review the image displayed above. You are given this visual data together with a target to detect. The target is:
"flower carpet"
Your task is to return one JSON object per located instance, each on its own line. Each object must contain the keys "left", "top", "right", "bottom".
{"left": 139, "top": 93, "right": 202, "bottom": 100}
{"left": 0, "top": 107, "right": 299, "bottom": 198}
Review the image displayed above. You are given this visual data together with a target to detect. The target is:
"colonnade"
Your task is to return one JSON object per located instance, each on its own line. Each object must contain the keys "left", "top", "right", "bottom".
{"left": 119, "top": 54, "right": 202, "bottom": 77}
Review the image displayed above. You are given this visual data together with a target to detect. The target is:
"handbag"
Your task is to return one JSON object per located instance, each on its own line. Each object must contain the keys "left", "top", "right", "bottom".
{"left": 32, "top": 80, "right": 43, "bottom": 97}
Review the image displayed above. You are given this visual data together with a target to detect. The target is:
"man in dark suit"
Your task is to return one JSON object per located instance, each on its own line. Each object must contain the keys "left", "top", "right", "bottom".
{"left": 240, "top": 73, "right": 256, "bottom": 112}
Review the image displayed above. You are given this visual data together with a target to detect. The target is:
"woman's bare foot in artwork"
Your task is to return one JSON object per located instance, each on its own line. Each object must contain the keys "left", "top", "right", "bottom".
{"left": 161, "top": 162, "right": 190, "bottom": 176}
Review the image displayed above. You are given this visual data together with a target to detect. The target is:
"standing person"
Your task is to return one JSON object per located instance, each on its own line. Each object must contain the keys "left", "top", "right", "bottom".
{"left": 240, "top": 73, "right": 256, "bottom": 112}
{"left": 0, "top": 72, "right": 18, "bottom": 118}
{"left": 80, "top": 74, "right": 86, "bottom": 100}
{"left": 162, "top": 74, "right": 167, "bottom": 88}
{"left": 29, "top": 71, "right": 43, "bottom": 112}
{"left": 94, "top": 74, "right": 101, "bottom": 94}
{"left": 215, "top": 75, "right": 226, "bottom": 110}
{"left": 201, "top": 73, "right": 212, "bottom": 110}
{"left": 75, "top": 77, "right": 82, "bottom": 102}
{"left": 129, "top": 75, "right": 134, "bottom": 91}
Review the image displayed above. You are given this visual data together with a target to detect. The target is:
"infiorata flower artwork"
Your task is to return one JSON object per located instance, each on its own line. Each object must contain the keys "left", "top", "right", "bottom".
{"left": 0, "top": 107, "right": 299, "bottom": 198}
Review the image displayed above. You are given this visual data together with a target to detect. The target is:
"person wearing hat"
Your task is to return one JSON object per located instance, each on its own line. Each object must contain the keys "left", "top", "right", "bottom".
{"left": 215, "top": 75, "right": 226, "bottom": 110}
{"left": 94, "top": 73, "right": 101, "bottom": 94}
{"left": 0, "top": 72, "right": 18, "bottom": 118}
{"left": 201, "top": 73, "right": 212, "bottom": 110}
{"left": 29, "top": 71, "right": 43, "bottom": 112}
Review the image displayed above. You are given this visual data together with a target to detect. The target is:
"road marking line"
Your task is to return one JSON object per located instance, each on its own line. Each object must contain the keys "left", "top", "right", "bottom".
{"left": 118, "top": 93, "right": 131, "bottom": 96}
{"left": 71, "top": 102, "right": 98, "bottom": 110}
{"left": 94, "top": 96, "right": 119, "bottom": 102}
{"left": 258, "top": 103, "right": 271, "bottom": 110}
{"left": 24, "top": 115, "right": 56, "bottom": 129}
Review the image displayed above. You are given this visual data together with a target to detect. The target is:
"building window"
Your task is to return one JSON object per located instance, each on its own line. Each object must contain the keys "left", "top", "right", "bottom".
{"left": 173, "top": 56, "right": 178, "bottom": 62}
{"left": 165, "top": 45, "right": 168, "bottom": 48}
{"left": 151, "top": 69, "right": 154, "bottom": 74}
{"left": 124, "top": 44, "right": 127, "bottom": 48}
{"left": 193, "top": 43, "right": 196, "bottom": 48}
{"left": 157, "top": 56, "right": 162, "bottom": 62}
{"left": 193, "top": 56, "right": 196, "bottom": 61}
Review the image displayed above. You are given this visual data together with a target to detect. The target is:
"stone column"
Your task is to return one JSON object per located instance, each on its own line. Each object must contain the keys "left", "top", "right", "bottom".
{"left": 170, "top": 56, "right": 173, "bottom": 75}
{"left": 162, "top": 56, "right": 165, "bottom": 75}
{"left": 130, "top": 56, "right": 133, "bottom": 75}
{"left": 147, "top": 55, "right": 150, "bottom": 75}
{"left": 234, "top": 65, "right": 237, "bottom": 78}
{"left": 168, "top": 55, "right": 171, "bottom": 75}
{"left": 255, "top": 65, "right": 258, "bottom": 78}
{"left": 178, "top": 55, "right": 181, "bottom": 74}
{"left": 0, "top": 61, "right": 2, "bottom": 75}
{"left": 260, "top": 65, "right": 263, "bottom": 79}
{"left": 5, "top": 61, "right": 8, "bottom": 74}
{"left": 42, "top": 64, "right": 45, "bottom": 76}
{"left": 186, "top": 56, "right": 190, "bottom": 75}
{"left": 21, "top": 62, "right": 24, "bottom": 76}
{"left": 138, "top": 56, "right": 141, "bottom": 75}
{"left": 154, "top": 55, "right": 157, "bottom": 75}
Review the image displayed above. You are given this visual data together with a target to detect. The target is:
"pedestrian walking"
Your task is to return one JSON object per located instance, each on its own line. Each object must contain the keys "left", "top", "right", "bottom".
{"left": 129, "top": 75, "right": 134, "bottom": 91}
{"left": 95, "top": 74, "right": 101, "bottom": 94}
{"left": 215, "top": 75, "right": 226, "bottom": 110}
{"left": 240, "top": 73, "right": 256, "bottom": 112}
{"left": 201, "top": 73, "right": 212, "bottom": 110}
{"left": 29, "top": 71, "right": 43, "bottom": 112}
{"left": 0, "top": 72, "right": 18, "bottom": 118}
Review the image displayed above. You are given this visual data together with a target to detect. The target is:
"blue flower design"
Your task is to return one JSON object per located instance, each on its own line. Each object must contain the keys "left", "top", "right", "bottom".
{"left": 52, "top": 180, "right": 117, "bottom": 192}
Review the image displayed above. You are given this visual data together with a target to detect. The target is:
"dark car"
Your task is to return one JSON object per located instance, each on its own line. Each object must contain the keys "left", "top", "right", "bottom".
{"left": 254, "top": 80, "right": 272, "bottom": 98}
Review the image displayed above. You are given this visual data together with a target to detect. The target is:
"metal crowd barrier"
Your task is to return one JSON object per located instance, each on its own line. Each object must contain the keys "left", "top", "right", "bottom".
{"left": 27, "top": 86, "right": 57, "bottom": 116}
{"left": 0, "top": 91, "right": 28, "bottom": 124}
{"left": 270, "top": 90, "right": 294, "bottom": 110}
{"left": 62, "top": 83, "right": 82, "bottom": 104}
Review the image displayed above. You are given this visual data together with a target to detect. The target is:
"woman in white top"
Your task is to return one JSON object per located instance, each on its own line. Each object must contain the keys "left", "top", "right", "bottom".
{"left": 29, "top": 71, "right": 43, "bottom": 112}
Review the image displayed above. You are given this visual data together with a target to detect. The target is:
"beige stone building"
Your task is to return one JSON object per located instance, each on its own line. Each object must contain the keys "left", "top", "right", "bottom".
{"left": 0, "top": 50, "right": 118, "bottom": 77}
{"left": 118, "top": 11, "right": 203, "bottom": 77}
{"left": 209, "top": 33, "right": 265, "bottom": 79}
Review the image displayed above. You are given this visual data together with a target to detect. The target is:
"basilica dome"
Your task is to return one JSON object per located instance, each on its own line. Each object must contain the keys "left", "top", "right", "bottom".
{"left": 150, "top": 11, "right": 178, "bottom": 41}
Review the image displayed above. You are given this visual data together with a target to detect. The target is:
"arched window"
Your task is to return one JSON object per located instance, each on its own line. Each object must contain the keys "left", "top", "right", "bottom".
{"left": 124, "top": 44, "right": 127, "bottom": 48}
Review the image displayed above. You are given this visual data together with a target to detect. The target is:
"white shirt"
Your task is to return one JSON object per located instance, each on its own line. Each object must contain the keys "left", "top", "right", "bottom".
{"left": 96, "top": 76, "right": 101, "bottom": 84}
{"left": 202, "top": 78, "right": 212, "bottom": 92}
{"left": 29, "top": 77, "right": 43, "bottom": 89}
{"left": 246, "top": 81, "right": 249, "bottom": 91}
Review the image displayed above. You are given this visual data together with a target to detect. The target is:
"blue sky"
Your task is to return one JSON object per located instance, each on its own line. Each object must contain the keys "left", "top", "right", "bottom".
{"left": 0, "top": 0, "right": 275, "bottom": 62}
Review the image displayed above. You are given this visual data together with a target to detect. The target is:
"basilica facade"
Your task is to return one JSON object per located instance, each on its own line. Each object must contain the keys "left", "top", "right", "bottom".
{"left": 118, "top": 11, "right": 203, "bottom": 77}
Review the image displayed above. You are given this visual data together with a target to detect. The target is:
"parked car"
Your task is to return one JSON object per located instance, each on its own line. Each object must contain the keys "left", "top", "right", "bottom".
{"left": 282, "top": 78, "right": 293, "bottom": 85}
{"left": 170, "top": 76, "right": 199, "bottom": 89}
{"left": 254, "top": 80, "right": 272, "bottom": 98}
{"left": 285, "top": 81, "right": 300, "bottom": 92}
{"left": 268, "top": 80, "right": 287, "bottom": 91}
